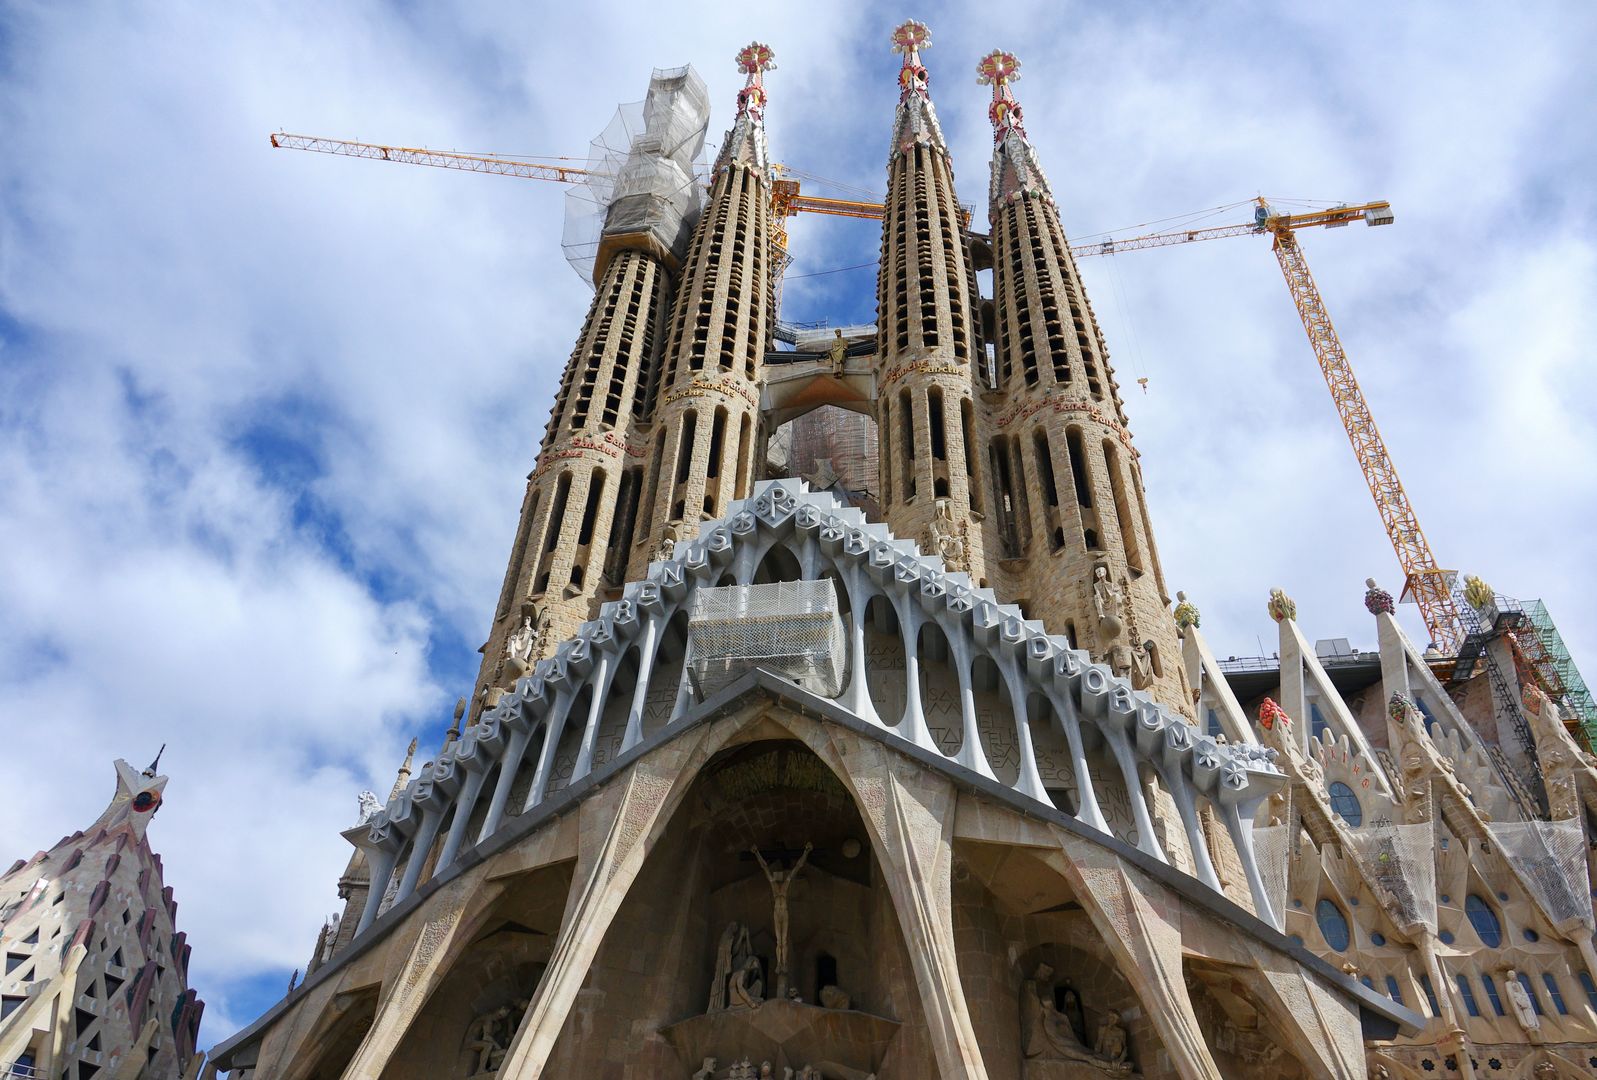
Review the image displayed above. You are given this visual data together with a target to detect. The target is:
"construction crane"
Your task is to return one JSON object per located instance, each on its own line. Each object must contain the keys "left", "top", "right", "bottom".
{"left": 268, "top": 133, "right": 1462, "bottom": 652}
{"left": 268, "top": 132, "right": 886, "bottom": 261}
{"left": 1068, "top": 198, "right": 1467, "bottom": 655}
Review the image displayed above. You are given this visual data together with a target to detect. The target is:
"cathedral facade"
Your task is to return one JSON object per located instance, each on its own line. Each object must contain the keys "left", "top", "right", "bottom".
{"left": 200, "top": 22, "right": 1597, "bottom": 1080}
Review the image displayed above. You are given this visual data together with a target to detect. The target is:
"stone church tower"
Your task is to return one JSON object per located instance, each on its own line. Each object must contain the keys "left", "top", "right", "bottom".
{"left": 0, "top": 758, "right": 205, "bottom": 1079}
{"left": 210, "top": 22, "right": 1597, "bottom": 1080}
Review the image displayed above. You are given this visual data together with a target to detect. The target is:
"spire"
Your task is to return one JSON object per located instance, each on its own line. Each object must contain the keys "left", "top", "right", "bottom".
{"left": 106, "top": 758, "right": 168, "bottom": 841}
{"left": 890, "top": 19, "right": 945, "bottom": 155}
{"left": 388, "top": 738, "right": 418, "bottom": 800}
{"left": 715, "top": 41, "right": 774, "bottom": 173}
{"left": 977, "top": 49, "right": 1053, "bottom": 205}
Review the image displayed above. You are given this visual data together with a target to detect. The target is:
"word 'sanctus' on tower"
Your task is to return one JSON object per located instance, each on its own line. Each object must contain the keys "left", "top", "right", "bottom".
{"left": 976, "top": 49, "right": 1188, "bottom": 712}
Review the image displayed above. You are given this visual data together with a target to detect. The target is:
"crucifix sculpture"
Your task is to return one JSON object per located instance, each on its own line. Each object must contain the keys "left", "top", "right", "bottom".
{"left": 750, "top": 841, "right": 813, "bottom": 997}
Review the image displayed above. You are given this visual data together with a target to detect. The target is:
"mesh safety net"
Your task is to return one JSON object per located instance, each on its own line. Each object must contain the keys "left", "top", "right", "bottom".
{"left": 1354, "top": 823, "right": 1438, "bottom": 934}
{"left": 687, "top": 580, "right": 845, "bottom": 699}
{"left": 1250, "top": 823, "right": 1293, "bottom": 931}
{"left": 1488, "top": 819, "right": 1593, "bottom": 930}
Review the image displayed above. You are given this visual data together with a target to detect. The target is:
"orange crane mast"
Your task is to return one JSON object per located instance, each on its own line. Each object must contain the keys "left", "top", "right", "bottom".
{"left": 1067, "top": 198, "right": 1466, "bottom": 653}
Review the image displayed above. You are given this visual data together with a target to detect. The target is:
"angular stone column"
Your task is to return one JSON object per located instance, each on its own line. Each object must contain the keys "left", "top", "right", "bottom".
{"left": 826, "top": 731, "right": 991, "bottom": 1080}
{"left": 497, "top": 744, "right": 702, "bottom": 1078}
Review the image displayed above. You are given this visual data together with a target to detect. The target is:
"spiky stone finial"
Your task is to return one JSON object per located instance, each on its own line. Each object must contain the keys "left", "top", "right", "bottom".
{"left": 1266, "top": 587, "right": 1297, "bottom": 624}
{"left": 1364, "top": 578, "right": 1396, "bottom": 615}
{"left": 976, "top": 49, "right": 1025, "bottom": 141}
{"left": 734, "top": 42, "right": 776, "bottom": 120}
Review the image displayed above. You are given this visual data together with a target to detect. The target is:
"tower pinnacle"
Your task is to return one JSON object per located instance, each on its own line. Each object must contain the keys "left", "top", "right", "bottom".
{"left": 976, "top": 49, "right": 1025, "bottom": 141}
{"left": 734, "top": 41, "right": 775, "bottom": 121}
{"left": 978, "top": 49, "right": 1053, "bottom": 206}
{"left": 889, "top": 19, "right": 945, "bottom": 154}
{"left": 717, "top": 42, "right": 775, "bottom": 172}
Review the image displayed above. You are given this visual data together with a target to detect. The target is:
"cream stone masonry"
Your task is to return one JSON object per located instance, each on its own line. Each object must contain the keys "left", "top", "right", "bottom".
{"left": 874, "top": 22, "right": 989, "bottom": 584}
{"left": 629, "top": 44, "right": 776, "bottom": 585}
{"left": 976, "top": 49, "right": 1186, "bottom": 714}
{"left": 0, "top": 759, "right": 204, "bottom": 1080}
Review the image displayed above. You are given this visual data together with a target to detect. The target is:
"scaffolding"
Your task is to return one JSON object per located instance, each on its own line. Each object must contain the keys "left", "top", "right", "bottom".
{"left": 686, "top": 580, "right": 846, "bottom": 698}
{"left": 1519, "top": 600, "right": 1597, "bottom": 746}
{"left": 562, "top": 65, "right": 710, "bottom": 284}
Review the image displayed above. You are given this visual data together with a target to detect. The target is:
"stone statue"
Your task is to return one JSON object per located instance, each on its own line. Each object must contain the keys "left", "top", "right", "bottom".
{"left": 1505, "top": 969, "right": 1540, "bottom": 1033}
{"left": 926, "top": 497, "right": 967, "bottom": 571}
{"left": 729, "top": 954, "right": 765, "bottom": 1009}
{"left": 728, "top": 1058, "right": 757, "bottom": 1080}
{"left": 356, "top": 791, "right": 382, "bottom": 825}
{"left": 759, "top": 1064, "right": 774, "bottom": 1080}
{"left": 504, "top": 614, "right": 537, "bottom": 669}
{"left": 1107, "top": 642, "right": 1133, "bottom": 682}
{"left": 818, "top": 984, "right": 851, "bottom": 1010}
{"left": 1129, "top": 640, "right": 1156, "bottom": 690}
{"left": 655, "top": 520, "right": 685, "bottom": 564}
{"left": 1020, "top": 963, "right": 1130, "bottom": 1074}
{"left": 827, "top": 328, "right": 848, "bottom": 375}
{"left": 752, "top": 842, "right": 812, "bottom": 995}
{"left": 1092, "top": 564, "right": 1123, "bottom": 639}
{"left": 692, "top": 1059, "right": 717, "bottom": 1080}
{"left": 1094, "top": 1012, "right": 1129, "bottom": 1068}
{"left": 465, "top": 1004, "right": 514, "bottom": 1075}
{"left": 709, "top": 921, "right": 751, "bottom": 1011}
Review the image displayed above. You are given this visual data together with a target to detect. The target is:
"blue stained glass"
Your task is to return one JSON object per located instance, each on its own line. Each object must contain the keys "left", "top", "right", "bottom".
{"left": 1480, "top": 974, "right": 1505, "bottom": 1016}
{"left": 1543, "top": 973, "right": 1568, "bottom": 1015}
{"left": 1328, "top": 781, "right": 1362, "bottom": 825}
{"left": 1466, "top": 894, "right": 1502, "bottom": 947}
{"left": 1310, "top": 702, "right": 1330, "bottom": 742}
{"left": 1578, "top": 971, "right": 1597, "bottom": 1013}
{"left": 1316, "top": 899, "right": 1351, "bottom": 951}
{"left": 1385, "top": 975, "right": 1406, "bottom": 1005}
{"left": 1455, "top": 975, "right": 1480, "bottom": 1017}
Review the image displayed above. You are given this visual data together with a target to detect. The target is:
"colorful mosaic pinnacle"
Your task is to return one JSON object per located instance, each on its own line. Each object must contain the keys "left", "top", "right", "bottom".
{"left": 891, "top": 20, "right": 931, "bottom": 101}
{"left": 735, "top": 41, "right": 775, "bottom": 119}
{"left": 976, "top": 48, "right": 1025, "bottom": 140}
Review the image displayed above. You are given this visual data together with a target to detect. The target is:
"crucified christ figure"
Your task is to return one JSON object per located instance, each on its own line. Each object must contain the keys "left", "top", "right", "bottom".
{"left": 751, "top": 841, "right": 812, "bottom": 995}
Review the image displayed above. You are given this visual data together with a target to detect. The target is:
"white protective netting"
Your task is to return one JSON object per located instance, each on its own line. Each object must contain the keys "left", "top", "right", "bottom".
{"left": 563, "top": 65, "right": 710, "bottom": 284}
{"left": 687, "top": 580, "right": 846, "bottom": 699}
{"left": 1354, "top": 823, "right": 1438, "bottom": 933}
{"left": 1250, "top": 824, "right": 1293, "bottom": 931}
{"left": 1488, "top": 819, "right": 1593, "bottom": 930}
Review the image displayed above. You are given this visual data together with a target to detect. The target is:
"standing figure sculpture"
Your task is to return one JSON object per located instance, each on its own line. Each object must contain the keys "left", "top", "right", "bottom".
{"left": 752, "top": 842, "right": 813, "bottom": 996}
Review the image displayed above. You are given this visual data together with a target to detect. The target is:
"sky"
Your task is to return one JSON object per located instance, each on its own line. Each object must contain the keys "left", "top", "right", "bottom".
{"left": 2, "top": 0, "right": 1595, "bottom": 1051}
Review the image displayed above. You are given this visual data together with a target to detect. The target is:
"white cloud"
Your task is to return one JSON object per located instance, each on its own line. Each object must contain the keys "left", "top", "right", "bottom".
{"left": 1, "top": 0, "right": 1593, "bottom": 1050}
